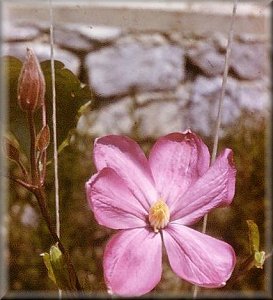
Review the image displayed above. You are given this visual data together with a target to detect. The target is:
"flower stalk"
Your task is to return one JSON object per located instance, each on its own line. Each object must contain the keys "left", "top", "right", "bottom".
{"left": 7, "top": 48, "right": 82, "bottom": 292}
{"left": 193, "top": 1, "right": 238, "bottom": 298}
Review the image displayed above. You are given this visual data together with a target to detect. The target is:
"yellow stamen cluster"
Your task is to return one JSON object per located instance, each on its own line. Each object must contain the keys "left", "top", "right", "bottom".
{"left": 148, "top": 199, "right": 170, "bottom": 233}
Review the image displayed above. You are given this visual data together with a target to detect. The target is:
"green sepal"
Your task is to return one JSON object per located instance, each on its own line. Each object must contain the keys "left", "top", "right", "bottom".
{"left": 254, "top": 251, "right": 265, "bottom": 269}
{"left": 246, "top": 220, "right": 266, "bottom": 269}
{"left": 246, "top": 220, "right": 260, "bottom": 253}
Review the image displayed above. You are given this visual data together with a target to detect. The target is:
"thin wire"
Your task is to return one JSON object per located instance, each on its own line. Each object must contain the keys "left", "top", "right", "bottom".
{"left": 49, "top": 0, "right": 60, "bottom": 241}
{"left": 49, "top": 1, "right": 62, "bottom": 298}
{"left": 193, "top": 0, "right": 238, "bottom": 298}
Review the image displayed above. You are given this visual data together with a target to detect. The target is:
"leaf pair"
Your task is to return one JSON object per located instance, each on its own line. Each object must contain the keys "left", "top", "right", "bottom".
{"left": 41, "top": 245, "right": 76, "bottom": 291}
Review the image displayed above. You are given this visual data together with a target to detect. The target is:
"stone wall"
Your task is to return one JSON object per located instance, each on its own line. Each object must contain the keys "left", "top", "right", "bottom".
{"left": 3, "top": 13, "right": 270, "bottom": 140}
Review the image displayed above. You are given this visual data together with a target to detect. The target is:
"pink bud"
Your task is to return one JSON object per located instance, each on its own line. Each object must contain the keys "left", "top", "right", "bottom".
{"left": 17, "top": 48, "right": 45, "bottom": 113}
{"left": 36, "top": 125, "right": 50, "bottom": 152}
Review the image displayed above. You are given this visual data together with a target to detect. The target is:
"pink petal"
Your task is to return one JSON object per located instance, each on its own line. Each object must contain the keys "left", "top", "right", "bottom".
{"left": 171, "top": 148, "right": 236, "bottom": 225}
{"left": 163, "top": 224, "right": 236, "bottom": 287}
{"left": 85, "top": 172, "right": 100, "bottom": 211}
{"left": 104, "top": 228, "right": 162, "bottom": 296}
{"left": 86, "top": 168, "right": 148, "bottom": 229}
{"left": 94, "top": 135, "right": 158, "bottom": 210}
{"left": 148, "top": 130, "right": 210, "bottom": 206}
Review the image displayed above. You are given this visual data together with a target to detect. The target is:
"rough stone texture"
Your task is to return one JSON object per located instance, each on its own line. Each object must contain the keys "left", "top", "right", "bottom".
{"left": 187, "top": 42, "right": 225, "bottom": 77}
{"left": 189, "top": 76, "right": 269, "bottom": 136}
{"left": 77, "top": 98, "right": 133, "bottom": 137}
{"left": 230, "top": 41, "right": 267, "bottom": 80}
{"left": 2, "top": 23, "right": 40, "bottom": 42}
{"left": 85, "top": 43, "right": 185, "bottom": 97}
{"left": 134, "top": 90, "right": 176, "bottom": 105}
{"left": 54, "top": 27, "right": 93, "bottom": 52}
{"left": 3, "top": 20, "right": 269, "bottom": 140}
{"left": 136, "top": 100, "right": 186, "bottom": 138}
{"left": 236, "top": 80, "right": 269, "bottom": 112}
{"left": 78, "top": 98, "right": 186, "bottom": 139}
{"left": 117, "top": 33, "right": 167, "bottom": 46}
{"left": 65, "top": 24, "right": 122, "bottom": 43}
{"left": 3, "top": 42, "right": 81, "bottom": 75}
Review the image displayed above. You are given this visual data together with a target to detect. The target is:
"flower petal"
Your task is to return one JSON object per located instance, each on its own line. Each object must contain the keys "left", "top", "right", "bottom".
{"left": 163, "top": 224, "right": 236, "bottom": 287}
{"left": 94, "top": 135, "right": 158, "bottom": 210}
{"left": 148, "top": 130, "right": 210, "bottom": 206}
{"left": 86, "top": 168, "right": 148, "bottom": 229}
{"left": 85, "top": 172, "right": 100, "bottom": 211}
{"left": 171, "top": 149, "right": 236, "bottom": 225}
{"left": 104, "top": 228, "right": 162, "bottom": 296}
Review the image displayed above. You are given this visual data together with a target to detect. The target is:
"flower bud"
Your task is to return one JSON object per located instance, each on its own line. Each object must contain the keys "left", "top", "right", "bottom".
{"left": 17, "top": 48, "right": 45, "bottom": 113}
{"left": 36, "top": 125, "right": 50, "bottom": 152}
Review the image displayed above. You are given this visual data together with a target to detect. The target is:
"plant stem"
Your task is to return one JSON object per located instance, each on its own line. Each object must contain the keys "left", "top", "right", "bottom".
{"left": 33, "top": 187, "right": 82, "bottom": 291}
{"left": 17, "top": 159, "right": 29, "bottom": 180}
{"left": 193, "top": 0, "right": 238, "bottom": 298}
{"left": 26, "top": 107, "right": 82, "bottom": 292}
{"left": 49, "top": 0, "right": 61, "bottom": 243}
{"left": 27, "top": 112, "right": 38, "bottom": 185}
{"left": 6, "top": 175, "right": 36, "bottom": 191}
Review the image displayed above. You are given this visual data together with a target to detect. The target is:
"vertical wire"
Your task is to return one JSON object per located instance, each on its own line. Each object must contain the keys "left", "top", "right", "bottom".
{"left": 193, "top": 0, "right": 238, "bottom": 298}
{"left": 49, "top": 0, "right": 60, "bottom": 240}
{"left": 49, "top": 2, "right": 61, "bottom": 297}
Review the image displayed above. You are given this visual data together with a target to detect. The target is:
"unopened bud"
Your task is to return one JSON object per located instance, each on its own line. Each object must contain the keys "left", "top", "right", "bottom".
{"left": 17, "top": 48, "right": 45, "bottom": 113}
{"left": 36, "top": 125, "right": 50, "bottom": 152}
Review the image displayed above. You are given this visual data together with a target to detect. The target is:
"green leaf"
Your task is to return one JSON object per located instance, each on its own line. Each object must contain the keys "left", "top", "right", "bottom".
{"left": 49, "top": 245, "right": 72, "bottom": 290}
{"left": 246, "top": 220, "right": 260, "bottom": 253}
{"left": 3, "top": 135, "right": 20, "bottom": 163}
{"left": 41, "top": 252, "right": 56, "bottom": 284}
{"left": 4, "top": 56, "right": 92, "bottom": 159}
{"left": 41, "top": 245, "right": 74, "bottom": 291}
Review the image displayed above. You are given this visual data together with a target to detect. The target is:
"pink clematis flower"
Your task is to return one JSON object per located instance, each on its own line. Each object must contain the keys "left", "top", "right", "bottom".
{"left": 85, "top": 130, "right": 236, "bottom": 296}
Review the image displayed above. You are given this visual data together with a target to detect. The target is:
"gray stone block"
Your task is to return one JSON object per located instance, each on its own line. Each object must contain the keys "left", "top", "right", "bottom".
{"left": 187, "top": 42, "right": 225, "bottom": 77}
{"left": 54, "top": 27, "right": 93, "bottom": 52}
{"left": 64, "top": 24, "right": 122, "bottom": 43}
{"left": 189, "top": 76, "right": 269, "bottom": 136}
{"left": 230, "top": 41, "right": 267, "bottom": 80}
{"left": 85, "top": 43, "right": 185, "bottom": 97}
{"left": 2, "top": 23, "right": 40, "bottom": 42}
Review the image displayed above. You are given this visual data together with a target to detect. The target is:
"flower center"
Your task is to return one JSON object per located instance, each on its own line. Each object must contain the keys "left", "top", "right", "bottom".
{"left": 148, "top": 199, "right": 170, "bottom": 233}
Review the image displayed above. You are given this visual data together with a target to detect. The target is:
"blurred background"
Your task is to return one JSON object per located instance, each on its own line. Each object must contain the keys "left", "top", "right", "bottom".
{"left": 2, "top": 0, "right": 271, "bottom": 298}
